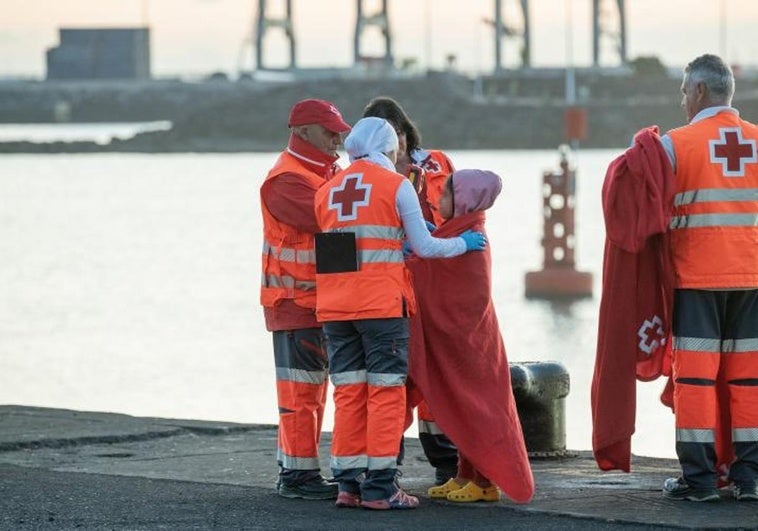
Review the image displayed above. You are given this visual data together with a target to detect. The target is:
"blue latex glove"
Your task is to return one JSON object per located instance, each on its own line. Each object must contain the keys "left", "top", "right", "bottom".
{"left": 402, "top": 240, "right": 413, "bottom": 257}
{"left": 459, "top": 229, "right": 487, "bottom": 251}
{"left": 424, "top": 221, "right": 437, "bottom": 232}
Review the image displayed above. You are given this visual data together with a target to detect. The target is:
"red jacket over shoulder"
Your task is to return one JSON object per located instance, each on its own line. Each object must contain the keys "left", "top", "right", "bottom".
{"left": 591, "top": 126, "right": 676, "bottom": 472}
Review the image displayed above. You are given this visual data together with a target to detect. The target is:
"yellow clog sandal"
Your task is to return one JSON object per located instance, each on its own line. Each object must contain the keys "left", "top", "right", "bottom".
{"left": 428, "top": 478, "right": 465, "bottom": 499}
{"left": 446, "top": 481, "right": 501, "bottom": 503}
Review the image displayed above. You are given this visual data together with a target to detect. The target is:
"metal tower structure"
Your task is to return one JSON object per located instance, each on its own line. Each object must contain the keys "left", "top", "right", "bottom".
{"left": 492, "top": 0, "right": 531, "bottom": 72}
{"left": 255, "top": 0, "right": 296, "bottom": 70}
{"left": 592, "top": 0, "right": 627, "bottom": 66}
{"left": 251, "top": 0, "right": 629, "bottom": 74}
{"left": 354, "top": 0, "right": 393, "bottom": 68}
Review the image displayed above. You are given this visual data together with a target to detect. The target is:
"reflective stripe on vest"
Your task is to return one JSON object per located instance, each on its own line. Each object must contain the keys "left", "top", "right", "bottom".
{"left": 670, "top": 187, "right": 758, "bottom": 229}
{"left": 260, "top": 151, "right": 325, "bottom": 309}
{"left": 262, "top": 241, "right": 317, "bottom": 264}
{"left": 359, "top": 249, "right": 404, "bottom": 264}
{"left": 670, "top": 212, "right": 758, "bottom": 229}
{"left": 674, "top": 187, "right": 758, "bottom": 206}
{"left": 668, "top": 113, "right": 758, "bottom": 288}
{"left": 314, "top": 160, "right": 417, "bottom": 321}
{"left": 676, "top": 428, "right": 715, "bottom": 444}
{"left": 325, "top": 225, "right": 404, "bottom": 240}
{"left": 323, "top": 225, "right": 405, "bottom": 265}
{"left": 262, "top": 273, "right": 316, "bottom": 291}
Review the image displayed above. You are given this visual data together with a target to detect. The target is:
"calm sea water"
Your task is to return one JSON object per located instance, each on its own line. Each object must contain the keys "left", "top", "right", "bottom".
{"left": 0, "top": 122, "right": 171, "bottom": 145}
{"left": 0, "top": 134, "right": 676, "bottom": 459}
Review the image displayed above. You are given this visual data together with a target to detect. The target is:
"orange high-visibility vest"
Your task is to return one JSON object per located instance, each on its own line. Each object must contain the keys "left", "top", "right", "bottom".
{"left": 668, "top": 112, "right": 758, "bottom": 289}
{"left": 419, "top": 150, "right": 455, "bottom": 227}
{"left": 260, "top": 152, "right": 326, "bottom": 310}
{"left": 314, "top": 159, "right": 416, "bottom": 322}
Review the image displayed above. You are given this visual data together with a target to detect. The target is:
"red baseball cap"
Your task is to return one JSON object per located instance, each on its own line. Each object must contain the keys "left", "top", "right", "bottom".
{"left": 287, "top": 98, "right": 351, "bottom": 133}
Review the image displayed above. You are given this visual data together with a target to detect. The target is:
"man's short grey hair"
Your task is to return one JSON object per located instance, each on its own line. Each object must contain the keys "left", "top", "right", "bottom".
{"left": 684, "top": 54, "right": 735, "bottom": 104}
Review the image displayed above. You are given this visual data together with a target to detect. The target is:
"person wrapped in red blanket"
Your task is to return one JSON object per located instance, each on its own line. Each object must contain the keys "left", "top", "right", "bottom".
{"left": 405, "top": 169, "right": 535, "bottom": 504}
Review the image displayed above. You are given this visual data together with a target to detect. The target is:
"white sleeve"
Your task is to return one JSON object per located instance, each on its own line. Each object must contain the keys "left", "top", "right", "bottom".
{"left": 395, "top": 180, "right": 467, "bottom": 258}
{"left": 659, "top": 133, "right": 676, "bottom": 173}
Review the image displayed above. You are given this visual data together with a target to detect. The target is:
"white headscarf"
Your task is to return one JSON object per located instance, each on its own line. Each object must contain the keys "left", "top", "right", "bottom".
{"left": 343, "top": 117, "right": 399, "bottom": 172}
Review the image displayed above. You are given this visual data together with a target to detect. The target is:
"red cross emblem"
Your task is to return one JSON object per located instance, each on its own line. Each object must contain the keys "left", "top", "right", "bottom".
{"left": 637, "top": 315, "right": 666, "bottom": 355}
{"left": 709, "top": 127, "right": 757, "bottom": 177}
{"left": 328, "top": 173, "right": 371, "bottom": 221}
{"left": 421, "top": 156, "right": 442, "bottom": 174}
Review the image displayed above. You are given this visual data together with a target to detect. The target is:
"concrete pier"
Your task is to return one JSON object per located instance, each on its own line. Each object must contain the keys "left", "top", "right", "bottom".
{"left": 0, "top": 405, "right": 754, "bottom": 529}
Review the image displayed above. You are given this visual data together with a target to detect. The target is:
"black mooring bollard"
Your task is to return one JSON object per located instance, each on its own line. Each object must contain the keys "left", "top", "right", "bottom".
{"left": 510, "top": 361, "right": 571, "bottom": 457}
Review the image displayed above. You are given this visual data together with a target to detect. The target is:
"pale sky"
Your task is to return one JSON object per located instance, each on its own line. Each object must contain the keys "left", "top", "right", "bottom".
{"left": 2, "top": 0, "right": 757, "bottom": 78}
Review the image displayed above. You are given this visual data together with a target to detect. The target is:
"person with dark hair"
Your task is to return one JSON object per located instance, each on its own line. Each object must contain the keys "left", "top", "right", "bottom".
{"left": 259, "top": 98, "right": 350, "bottom": 500}
{"left": 362, "top": 96, "right": 459, "bottom": 486}
{"left": 363, "top": 96, "right": 455, "bottom": 227}
{"left": 658, "top": 54, "right": 758, "bottom": 502}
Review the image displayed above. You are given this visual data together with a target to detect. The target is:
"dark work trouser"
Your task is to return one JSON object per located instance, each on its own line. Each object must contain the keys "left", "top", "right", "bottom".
{"left": 417, "top": 400, "right": 458, "bottom": 481}
{"left": 672, "top": 289, "right": 758, "bottom": 490}
{"left": 324, "top": 318, "right": 409, "bottom": 501}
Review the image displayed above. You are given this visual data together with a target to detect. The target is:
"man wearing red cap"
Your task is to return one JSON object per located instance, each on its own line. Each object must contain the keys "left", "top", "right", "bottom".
{"left": 259, "top": 98, "right": 350, "bottom": 499}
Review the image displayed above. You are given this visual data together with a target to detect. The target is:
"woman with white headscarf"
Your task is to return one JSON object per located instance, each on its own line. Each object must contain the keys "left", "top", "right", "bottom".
{"left": 313, "top": 117, "right": 487, "bottom": 511}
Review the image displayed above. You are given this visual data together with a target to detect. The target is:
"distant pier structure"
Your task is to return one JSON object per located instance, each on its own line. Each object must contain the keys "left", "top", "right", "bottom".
{"left": 489, "top": 0, "right": 531, "bottom": 72}
{"left": 253, "top": 0, "right": 627, "bottom": 73}
{"left": 254, "top": 0, "right": 393, "bottom": 72}
{"left": 354, "top": 0, "right": 393, "bottom": 70}
{"left": 592, "top": 0, "right": 627, "bottom": 67}
{"left": 46, "top": 28, "right": 151, "bottom": 81}
{"left": 255, "top": 0, "right": 296, "bottom": 71}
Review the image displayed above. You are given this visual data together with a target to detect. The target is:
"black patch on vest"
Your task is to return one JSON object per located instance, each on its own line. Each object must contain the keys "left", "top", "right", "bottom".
{"left": 315, "top": 232, "right": 358, "bottom": 274}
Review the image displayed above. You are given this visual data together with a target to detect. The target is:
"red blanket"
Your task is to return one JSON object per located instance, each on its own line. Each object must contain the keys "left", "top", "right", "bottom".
{"left": 406, "top": 212, "right": 534, "bottom": 503}
{"left": 591, "top": 126, "right": 676, "bottom": 472}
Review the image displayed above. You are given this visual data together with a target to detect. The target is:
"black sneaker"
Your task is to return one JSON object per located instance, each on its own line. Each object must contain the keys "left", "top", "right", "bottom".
{"left": 434, "top": 466, "right": 457, "bottom": 486}
{"left": 278, "top": 476, "right": 338, "bottom": 500}
{"left": 662, "top": 477, "right": 720, "bottom": 502}
{"left": 734, "top": 484, "right": 758, "bottom": 501}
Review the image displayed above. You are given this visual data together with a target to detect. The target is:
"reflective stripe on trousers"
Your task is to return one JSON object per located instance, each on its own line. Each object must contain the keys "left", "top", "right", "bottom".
{"left": 273, "top": 328, "right": 328, "bottom": 471}
{"left": 324, "top": 318, "right": 409, "bottom": 499}
{"left": 673, "top": 289, "right": 758, "bottom": 489}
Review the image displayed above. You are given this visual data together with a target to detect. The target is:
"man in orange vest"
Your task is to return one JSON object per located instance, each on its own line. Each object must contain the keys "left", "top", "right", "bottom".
{"left": 314, "top": 117, "right": 486, "bottom": 510}
{"left": 260, "top": 98, "right": 350, "bottom": 500}
{"left": 362, "top": 96, "right": 459, "bottom": 486}
{"left": 659, "top": 54, "right": 758, "bottom": 502}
